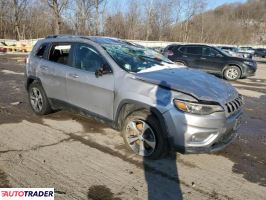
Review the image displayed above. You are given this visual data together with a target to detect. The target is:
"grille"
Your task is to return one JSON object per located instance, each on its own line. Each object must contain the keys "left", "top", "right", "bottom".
{"left": 225, "top": 95, "right": 244, "bottom": 116}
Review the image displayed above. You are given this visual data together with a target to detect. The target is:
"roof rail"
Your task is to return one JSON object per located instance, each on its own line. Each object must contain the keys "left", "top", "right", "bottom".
{"left": 45, "top": 34, "right": 78, "bottom": 39}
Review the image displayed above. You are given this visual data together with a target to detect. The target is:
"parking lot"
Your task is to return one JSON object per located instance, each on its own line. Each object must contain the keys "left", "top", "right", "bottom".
{"left": 0, "top": 53, "right": 265, "bottom": 200}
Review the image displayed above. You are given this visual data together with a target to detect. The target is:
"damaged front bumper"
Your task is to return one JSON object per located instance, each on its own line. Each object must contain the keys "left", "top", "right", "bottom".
{"left": 163, "top": 107, "right": 243, "bottom": 153}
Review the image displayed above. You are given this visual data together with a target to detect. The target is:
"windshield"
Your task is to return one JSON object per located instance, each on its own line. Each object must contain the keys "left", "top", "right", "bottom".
{"left": 102, "top": 44, "right": 174, "bottom": 73}
{"left": 220, "top": 49, "right": 232, "bottom": 57}
{"left": 214, "top": 46, "right": 231, "bottom": 57}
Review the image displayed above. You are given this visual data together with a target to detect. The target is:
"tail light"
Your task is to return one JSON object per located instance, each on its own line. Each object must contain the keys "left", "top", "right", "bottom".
{"left": 166, "top": 50, "right": 174, "bottom": 56}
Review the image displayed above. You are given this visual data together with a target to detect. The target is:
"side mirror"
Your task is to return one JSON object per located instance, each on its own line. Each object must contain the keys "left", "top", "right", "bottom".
{"left": 95, "top": 63, "right": 112, "bottom": 78}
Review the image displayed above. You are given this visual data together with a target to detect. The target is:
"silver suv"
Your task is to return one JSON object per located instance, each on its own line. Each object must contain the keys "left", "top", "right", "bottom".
{"left": 25, "top": 35, "right": 243, "bottom": 159}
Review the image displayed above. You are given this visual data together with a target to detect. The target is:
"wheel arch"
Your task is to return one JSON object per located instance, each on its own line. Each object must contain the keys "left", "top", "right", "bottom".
{"left": 25, "top": 75, "right": 42, "bottom": 91}
{"left": 174, "top": 60, "right": 186, "bottom": 65}
{"left": 114, "top": 100, "right": 169, "bottom": 139}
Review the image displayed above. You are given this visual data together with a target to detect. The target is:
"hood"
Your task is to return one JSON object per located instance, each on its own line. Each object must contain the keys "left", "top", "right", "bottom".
{"left": 230, "top": 56, "right": 253, "bottom": 62}
{"left": 135, "top": 67, "right": 239, "bottom": 105}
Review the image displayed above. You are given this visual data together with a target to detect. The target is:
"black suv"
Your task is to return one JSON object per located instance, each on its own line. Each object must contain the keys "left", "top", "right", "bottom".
{"left": 163, "top": 44, "right": 257, "bottom": 80}
{"left": 254, "top": 48, "right": 266, "bottom": 58}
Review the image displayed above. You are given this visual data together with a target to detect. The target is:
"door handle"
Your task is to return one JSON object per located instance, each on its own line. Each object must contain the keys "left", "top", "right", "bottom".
{"left": 200, "top": 57, "right": 207, "bottom": 60}
{"left": 69, "top": 73, "right": 79, "bottom": 78}
{"left": 182, "top": 55, "right": 188, "bottom": 58}
{"left": 40, "top": 65, "right": 48, "bottom": 70}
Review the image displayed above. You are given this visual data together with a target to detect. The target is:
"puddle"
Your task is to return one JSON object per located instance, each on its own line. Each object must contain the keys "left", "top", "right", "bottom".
{"left": 217, "top": 94, "right": 266, "bottom": 186}
{"left": 87, "top": 185, "right": 121, "bottom": 200}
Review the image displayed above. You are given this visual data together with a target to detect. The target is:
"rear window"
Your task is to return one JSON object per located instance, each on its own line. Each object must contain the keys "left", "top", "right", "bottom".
{"left": 48, "top": 44, "right": 72, "bottom": 65}
{"left": 35, "top": 43, "right": 48, "bottom": 58}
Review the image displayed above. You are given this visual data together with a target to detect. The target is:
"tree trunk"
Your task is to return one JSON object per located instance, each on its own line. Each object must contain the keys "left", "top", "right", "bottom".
{"left": 95, "top": 0, "right": 99, "bottom": 35}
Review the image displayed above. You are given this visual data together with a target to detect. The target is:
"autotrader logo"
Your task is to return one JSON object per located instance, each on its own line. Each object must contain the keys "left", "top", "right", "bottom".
{"left": 0, "top": 188, "right": 54, "bottom": 200}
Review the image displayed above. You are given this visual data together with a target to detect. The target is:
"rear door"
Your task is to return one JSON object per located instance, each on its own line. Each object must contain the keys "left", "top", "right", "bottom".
{"left": 66, "top": 43, "right": 115, "bottom": 120}
{"left": 37, "top": 43, "right": 73, "bottom": 101}
{"left": 181, "top": 46, "right": 203, "bottom": 69}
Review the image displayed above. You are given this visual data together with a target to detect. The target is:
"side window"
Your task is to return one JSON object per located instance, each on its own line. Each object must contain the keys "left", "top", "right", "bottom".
{"left": 203, "top": 47, "right": 219, "bottom": 57}
{"left": 171, "top": 46, "right": 180, "bottom": 54}
{"left": 49, "top": 44, "right": 72, "bottom": 65}
{"left": 74, "top": 43, "right": 106, "bottom": 72}
{"left": 36, "top": 43, "right": 47, "bottom": 58}
{"left": 186, "top": 46, "right": 202, "bottom": 55}
{"left": 179, "top": 46, "right": 187, "bottom": 53}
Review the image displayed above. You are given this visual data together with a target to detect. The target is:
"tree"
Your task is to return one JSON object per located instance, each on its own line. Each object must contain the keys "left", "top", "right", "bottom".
{"left": 47, "top": 0, "right": 69, "bottom": 34}
{"left": 182, "top": 0, "right": 207, "bottom": 42}
{"left": 74, "top": 0, "right": 94, "bottom": 35}
{"left": 12, "top": 0, "right": 28, "bottom": 40}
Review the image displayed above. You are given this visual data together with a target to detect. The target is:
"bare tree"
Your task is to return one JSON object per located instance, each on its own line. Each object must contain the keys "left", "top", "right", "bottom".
{"left": 93, "top": 0, "right": 106, "bottom": 35}
{"left": 144, "top": 0, "right": 155, "bottom": 40}
{"left": 11, "top": 0, "right": 28, "bottom": 40}
{"left": 47, "top": 0, "right": 69, "bottom": 34}
{"left": 126, "top": 0, "right": 141, "bottom": 39}
{"left": 182, "top": 0, "right": 206, "bottom": 42}
{"left": 74, "top": 0, "right": 94, "bottom": 35}
{"left": 155, "top": 0, "right": 176, "bottom": 40}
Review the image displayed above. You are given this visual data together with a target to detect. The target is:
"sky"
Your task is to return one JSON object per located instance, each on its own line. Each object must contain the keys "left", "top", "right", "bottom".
{"left": 108, "top": 0, "right": 247, "bottom": 13}
{"left": 207, "top": 0, "right": 247, "bottom": 9}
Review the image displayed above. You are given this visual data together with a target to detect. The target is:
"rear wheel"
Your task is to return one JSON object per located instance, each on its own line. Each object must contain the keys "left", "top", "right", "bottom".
{"left": 175, "top": 61, "right": 185, "bottom": 66}
{"left": 122, "top": 110, "right": 168, "bottom": 159}
{"left": 28, "top": 82, "right": 52, "bottom": 115}
{"left": 223, "top": 66, "right": 241, "bottom": 81}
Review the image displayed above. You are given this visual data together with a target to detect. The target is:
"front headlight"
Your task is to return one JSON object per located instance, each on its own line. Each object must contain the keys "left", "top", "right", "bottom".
{"left": 174, "top": 99, "right": 224, "bottom": 115}
{"left": 243, "top": 61, "right": 253, "bottom": 66}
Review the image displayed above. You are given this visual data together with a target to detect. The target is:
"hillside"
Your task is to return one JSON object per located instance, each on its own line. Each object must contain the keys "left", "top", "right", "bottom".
{"left": 178, "top": 0, "right": 266, "bottom": 44}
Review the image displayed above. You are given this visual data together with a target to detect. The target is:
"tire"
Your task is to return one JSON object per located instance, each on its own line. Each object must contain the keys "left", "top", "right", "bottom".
{"left": 121, "top": 110, "right": 168, "bottom": 159}
{"left": 28, "top": 81, "right": 52, "bottom": 115}
{"left": 223, "top": 66, "right": 241, "bottom": 81}
{"left": 175, "top": 61, "right": 185, "bottom": 66}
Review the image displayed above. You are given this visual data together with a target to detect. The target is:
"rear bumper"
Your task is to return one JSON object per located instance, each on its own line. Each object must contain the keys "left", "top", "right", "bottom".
{"left": 163, "top": 107, "right": 243, "bottom": 153}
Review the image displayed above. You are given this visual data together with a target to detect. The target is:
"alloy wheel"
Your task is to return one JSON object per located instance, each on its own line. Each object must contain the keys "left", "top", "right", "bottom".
{"left": 125, "top": 119, "right": 156, "bottom": 156}
{"left": 226, "top": 68, "right": 239, "bottom": 80}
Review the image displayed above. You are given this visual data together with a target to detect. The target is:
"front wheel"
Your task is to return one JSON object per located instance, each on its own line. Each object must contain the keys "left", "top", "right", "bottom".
{"left": 223, "top": 66, "right": 241, "bottom": 81}
{"left": 122, "top": 110, "right": 168, "bottom": 159}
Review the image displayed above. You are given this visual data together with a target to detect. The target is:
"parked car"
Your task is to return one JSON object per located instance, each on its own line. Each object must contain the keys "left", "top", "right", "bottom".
{"left": 0, "top": 42, "right": 8, "bottom": 53}
{"left": 218, "top": 48, "right": 241, "bottom": 58}
{"left": 254, "top": 48, "right": 266, "bottom": 58}
{"left": 218, "top": 46, "right": 252, "bottom": 59}
{"left": 25, "top": 35, "right": 244, "bottom": 159}
{"left": 163, "top": 44, "right": 257, "bottom": 80}
{"left": 238, "top": 47, "right": 255, "bottom": 55}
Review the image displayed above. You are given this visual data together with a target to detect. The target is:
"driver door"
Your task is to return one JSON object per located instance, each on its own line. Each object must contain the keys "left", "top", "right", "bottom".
{"left": 199, "top": 47, "right": 224, "bottom": 73}
{"left": 66, "top": 43, "right": 114, "bottom": 120}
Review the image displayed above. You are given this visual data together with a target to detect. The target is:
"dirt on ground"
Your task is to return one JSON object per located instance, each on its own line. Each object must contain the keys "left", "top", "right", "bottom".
{"left": 0, "top": 54, "right": 265, "bottom": 200}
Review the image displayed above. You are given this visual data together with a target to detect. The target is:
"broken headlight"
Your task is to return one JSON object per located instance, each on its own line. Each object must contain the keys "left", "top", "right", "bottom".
{"left": 174, "top": 99, "right": 224, "bottom": 115}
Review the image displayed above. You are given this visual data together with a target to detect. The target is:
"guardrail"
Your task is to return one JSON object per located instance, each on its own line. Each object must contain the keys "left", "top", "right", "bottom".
{"left": 128, "top": 40, "right": 266, "bottom": 49}
{"left": 0, "top": 38, "right": 265, "bottom": 53}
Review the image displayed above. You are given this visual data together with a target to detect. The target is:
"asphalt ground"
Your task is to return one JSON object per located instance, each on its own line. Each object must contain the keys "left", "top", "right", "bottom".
{"left": 0, "top": 53, "right": 265, "bottom": 200}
